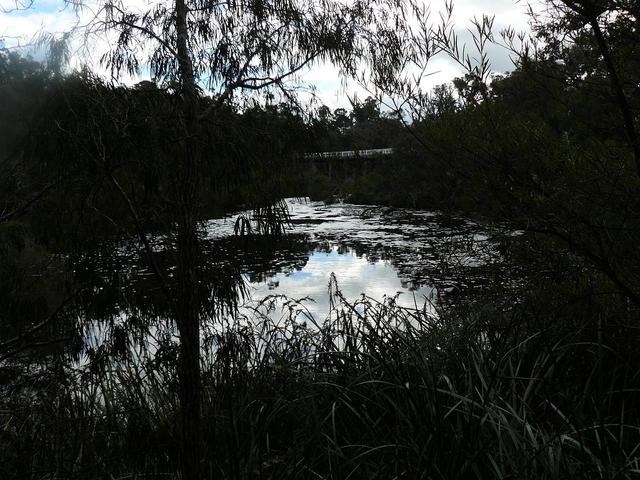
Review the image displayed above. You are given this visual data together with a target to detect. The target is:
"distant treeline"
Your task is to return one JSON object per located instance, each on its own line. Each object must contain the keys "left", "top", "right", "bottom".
{"left": 0, "top": 50, "right": 417, "bottom": 244}
{"left": 0, "top": 52, "right": 308, "bottom": 249}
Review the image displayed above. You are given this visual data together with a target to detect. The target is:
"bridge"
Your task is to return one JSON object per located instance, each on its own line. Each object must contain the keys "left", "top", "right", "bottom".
{"left": 302, "top": 148, "right": 394, "bottom": 179}
{"left": 304, "top": 147, "right": 394, "bottom": 160}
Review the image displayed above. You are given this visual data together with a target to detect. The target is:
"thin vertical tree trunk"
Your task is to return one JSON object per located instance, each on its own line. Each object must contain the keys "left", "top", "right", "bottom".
{"left": 588, "top": 19, "right": 640, "bottom": 176}
{"left": 174, "top": 1, "right": 203, "bottom": 478}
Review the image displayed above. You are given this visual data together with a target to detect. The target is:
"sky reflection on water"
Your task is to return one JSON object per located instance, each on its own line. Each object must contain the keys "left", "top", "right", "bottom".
{"left": 244, "top": 246, "right": 435, "bottom": 320}
{"left": 204, "top": 198, "right": 494, "bottom": 320}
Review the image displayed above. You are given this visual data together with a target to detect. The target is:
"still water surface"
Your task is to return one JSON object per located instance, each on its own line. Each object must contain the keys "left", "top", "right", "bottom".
{"left": 79, "top": 198, "right": 499, "bottom": 357}
{"left": 205, "top": 198, "right": 495, "bottom": 319}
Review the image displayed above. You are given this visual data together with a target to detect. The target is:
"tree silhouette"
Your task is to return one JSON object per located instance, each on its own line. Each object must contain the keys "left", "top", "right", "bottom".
{"left": 55, "top": 0, "right": 408, "bottom": 477}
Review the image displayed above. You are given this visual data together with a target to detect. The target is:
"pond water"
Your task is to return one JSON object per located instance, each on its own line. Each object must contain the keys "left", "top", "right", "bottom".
{"left": 37, "top": 197, "right": 503, "bottom": 366}
{"left": 205, "top": 198, "right": 497, "bottom": 320}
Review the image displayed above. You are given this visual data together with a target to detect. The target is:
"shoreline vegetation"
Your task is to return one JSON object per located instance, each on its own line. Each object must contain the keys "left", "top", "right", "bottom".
{"left": 2, "top": 0, "right": 640, "bottom": 478}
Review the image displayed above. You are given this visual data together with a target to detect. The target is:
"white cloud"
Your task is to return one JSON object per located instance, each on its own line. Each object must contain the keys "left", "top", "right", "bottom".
{"left": 0, "top": 3, "right": 79, "bottom": 48}
{"left": 297, "top": 0, "right": 535, "bottom": 108}
{"left": 245, "top": 247, "right": 435, "bottom": 320}
{"left": 1, "top": 0, "right": 536, "bottom": 105}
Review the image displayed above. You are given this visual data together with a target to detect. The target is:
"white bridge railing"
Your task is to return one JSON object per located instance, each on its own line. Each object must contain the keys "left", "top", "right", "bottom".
{"left": 304, "top": 147, "right": 393, "bottom": 159}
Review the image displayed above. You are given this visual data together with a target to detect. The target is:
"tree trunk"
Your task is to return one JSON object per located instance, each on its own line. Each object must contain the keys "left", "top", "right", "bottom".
{"left": 174, "top": 0, "right": 203, "bottom": 478}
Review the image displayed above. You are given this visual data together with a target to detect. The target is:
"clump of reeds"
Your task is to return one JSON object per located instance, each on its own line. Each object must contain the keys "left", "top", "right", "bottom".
{"left": 2, "top": 275, "right": 639, "bottom": 479}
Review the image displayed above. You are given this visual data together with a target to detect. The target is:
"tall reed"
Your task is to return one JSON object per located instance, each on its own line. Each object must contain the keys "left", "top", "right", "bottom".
{"left": 2, "top": 275, "right": 639, "bottom": 479}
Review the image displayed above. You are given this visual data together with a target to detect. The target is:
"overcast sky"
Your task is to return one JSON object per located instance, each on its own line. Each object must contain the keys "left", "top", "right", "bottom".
{"left": 0, "top": 0, "right": 537, "bottom": 108}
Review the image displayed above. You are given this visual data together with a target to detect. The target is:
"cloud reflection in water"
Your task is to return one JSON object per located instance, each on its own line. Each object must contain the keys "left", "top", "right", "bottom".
{"left": 244, "top": 246, "right": 435, "bottom": 319}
